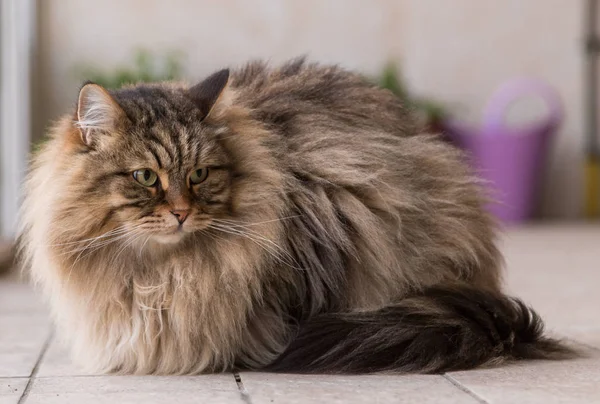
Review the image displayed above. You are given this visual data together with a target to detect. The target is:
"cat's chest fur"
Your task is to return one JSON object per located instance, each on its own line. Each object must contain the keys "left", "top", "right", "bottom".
{"left": 50, "top": 243, "right": 265, "bottom": 374}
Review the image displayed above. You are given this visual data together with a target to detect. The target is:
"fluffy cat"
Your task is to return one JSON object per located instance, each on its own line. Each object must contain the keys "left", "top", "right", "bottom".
{"left": 19, "top": 58, "right": 572, "bottom": 374}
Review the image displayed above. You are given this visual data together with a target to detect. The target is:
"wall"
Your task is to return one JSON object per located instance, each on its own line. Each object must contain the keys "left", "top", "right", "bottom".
{"left": 34, "top": 0, "right": 587, "bottom": 218}
{"left": 403, "top": 1, "right": 585, "bottom": 219}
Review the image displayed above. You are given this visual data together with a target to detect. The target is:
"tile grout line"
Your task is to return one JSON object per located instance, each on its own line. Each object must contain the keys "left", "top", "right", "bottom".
{"left": 17, "top": 329, "right": 54, "bottom": 404}
{"left": 233, "top": 371, "right": 253, "bottom": 404}
{"left": 442, "top": 374, "right": 489, "bottom": 404}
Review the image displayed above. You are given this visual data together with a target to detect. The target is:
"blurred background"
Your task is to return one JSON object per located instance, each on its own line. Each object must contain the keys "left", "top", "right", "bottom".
{"left": 1, "top": 0, "right": 599, "bottom": 273}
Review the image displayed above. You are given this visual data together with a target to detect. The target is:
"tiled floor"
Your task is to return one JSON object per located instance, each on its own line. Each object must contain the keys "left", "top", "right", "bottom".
{"left": 1, "top": 224, "right": 599, "bottom": 403}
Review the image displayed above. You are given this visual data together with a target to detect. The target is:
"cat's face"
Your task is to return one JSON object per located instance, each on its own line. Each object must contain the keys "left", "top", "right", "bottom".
{"left": 39, "top": 70, "right": 283, "bottom": 258}
{"left": 57, "top": 71, "right": 251, "bottom": 247}
{"left": 81, "top": 119, "right": 233, "bottom": 245}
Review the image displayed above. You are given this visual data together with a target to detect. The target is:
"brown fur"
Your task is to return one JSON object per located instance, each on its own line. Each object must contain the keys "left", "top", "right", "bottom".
{"left": 19, "top": 58, "right": 571, "bottom": 375}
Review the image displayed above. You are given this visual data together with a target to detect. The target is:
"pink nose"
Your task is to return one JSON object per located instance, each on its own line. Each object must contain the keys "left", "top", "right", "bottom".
{"left": 170, "top": 209, "right": 190, "bottom": 224}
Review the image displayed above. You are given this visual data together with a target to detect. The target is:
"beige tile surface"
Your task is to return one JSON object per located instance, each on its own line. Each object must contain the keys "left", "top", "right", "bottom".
{"left": 24, "top": 376, "right": 244, "bottom": 404}
{"left": 0, "top": 378, "right": 28, "bottom": 404}
{"left": 36, "top": 339, "right": 90, "bottom": 378}
{"left": 448, "top": 351, "right": 600, "bottom": 404}
{"left": 0, "top": 314, "right": 51, "bottom": 378}
{"left": 0, "top": 280, "right": 51, "bottom": 377}
{"left": 240, "top": 373, "right": 480, "bottom": 404}
{"left": 0, "top": 281, "right": 46, "bottom": 315}
{"left": 500, "top": 225, "right": 600, "bottom": 350}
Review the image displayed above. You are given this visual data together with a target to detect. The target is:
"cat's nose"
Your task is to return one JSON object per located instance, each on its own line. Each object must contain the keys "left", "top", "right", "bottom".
{"left": 170, "top": 209, "right": 190, "bottom": 224}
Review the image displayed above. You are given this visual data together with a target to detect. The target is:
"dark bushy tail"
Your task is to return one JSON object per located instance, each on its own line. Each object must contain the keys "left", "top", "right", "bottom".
{"left": 267, "top": 284, "right": 576, "bottom": 373}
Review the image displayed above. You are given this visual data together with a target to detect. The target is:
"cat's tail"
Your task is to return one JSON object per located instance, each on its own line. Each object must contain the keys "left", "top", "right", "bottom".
{"left": 266, "top": 284, "right": 578, "bottom": 373}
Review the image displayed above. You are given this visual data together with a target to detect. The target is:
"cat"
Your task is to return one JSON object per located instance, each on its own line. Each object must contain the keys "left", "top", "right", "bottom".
{"left": 19, "top": 58, "right": 573, "bottom": 375}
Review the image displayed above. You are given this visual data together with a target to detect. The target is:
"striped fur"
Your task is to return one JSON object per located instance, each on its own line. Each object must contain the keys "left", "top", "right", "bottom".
{"left": 19, "top": 58, "right": 574, "bottom": 375}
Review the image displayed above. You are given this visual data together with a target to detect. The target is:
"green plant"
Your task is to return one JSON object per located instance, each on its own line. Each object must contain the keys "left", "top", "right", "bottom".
{"left": 379, "top": 62, "right": 409, "bottom": 100}
{"left": 377, "top": 61, "right": 447, "bottom": 126}
{"left": 75, "top": 48, "right": 185, "bottom": 89}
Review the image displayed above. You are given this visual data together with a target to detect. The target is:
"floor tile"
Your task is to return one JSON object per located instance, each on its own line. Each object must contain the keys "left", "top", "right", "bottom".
{"left": 0, "top": 281, "right": 46, "bottom": 315}
{"left": 37, "top": 338, "right": 90, "bottom": 378}
{"left": 499, "top": 225, "right": 600, "bottom": 349}
{"left": 25, "top": 375, "right": 244, "bottom": 404}
{"left": 0, "top": 378, "right": 28, "bottom": 404}
{"left": 240, "top": 373, "right": 479, "bottom": 404}
{"left": 0, "top": 314, "right": 51, "bottom": 377}
{"left": 563, "top": 329, "right": 600, "bottom": 350}
{"left": 448, "top": 351, "right": 600, "bottom": 404}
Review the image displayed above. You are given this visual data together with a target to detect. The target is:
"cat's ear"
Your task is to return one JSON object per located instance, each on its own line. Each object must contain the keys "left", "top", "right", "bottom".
{"left": 76, "top": 82, "right": 125, "bottom": 145}
{"left": 188, "top": 69, "right": 231, "bottom": 120}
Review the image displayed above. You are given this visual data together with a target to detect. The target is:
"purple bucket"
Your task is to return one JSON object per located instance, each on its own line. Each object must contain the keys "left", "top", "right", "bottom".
{"left": 443, "top": 78, "right": 563, "bottom": 224}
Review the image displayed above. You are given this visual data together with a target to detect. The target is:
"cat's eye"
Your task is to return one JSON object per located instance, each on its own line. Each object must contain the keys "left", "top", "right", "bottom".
{"left": 133, "top": 169, "right": 158, "bottom": 187}
{"left": 189, "top": 168, "right": 209, "bottom": 185}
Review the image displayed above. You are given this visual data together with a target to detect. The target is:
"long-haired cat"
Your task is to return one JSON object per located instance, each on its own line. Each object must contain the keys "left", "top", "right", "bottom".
{"left": 19, "top": 58, "right": 572, "bottom": 374}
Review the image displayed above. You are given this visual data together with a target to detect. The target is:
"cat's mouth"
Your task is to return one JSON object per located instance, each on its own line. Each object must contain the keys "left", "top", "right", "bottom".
{"left": 152, "top": 230, "right": 186, "bottom": 244}
{"left": 138, "top": 219, "right": 211, "bottom": 246}
{"left": 149, "top": 224, "right": 190, "bottom": 244}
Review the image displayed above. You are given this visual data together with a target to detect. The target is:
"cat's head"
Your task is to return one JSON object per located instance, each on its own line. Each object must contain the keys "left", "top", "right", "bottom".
{"left": 30, "top": 69, "right": 284, "bottom": 253}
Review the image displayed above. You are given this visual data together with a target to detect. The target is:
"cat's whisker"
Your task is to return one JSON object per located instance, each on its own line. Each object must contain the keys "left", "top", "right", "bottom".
{"left": 110, "top": 236, "right": 137, "bottom": 266}
{"left": 208, "top": 223, "right": 301, "bottom": 270}
{"left": 58, "top": 231, "right": 134, "bottom": 256}
{"left": 198, "top": 228, "right": 241, "bottom": 248}
{"left": 210, "top": 225, "right": 283, "bottom": 263}
{"left": 137, "top": 234, "right": 151, "bottom": 258}
{"left": 61, "top": 225, "right": 146, "bottom": 287}
{"left": 59, "top": 226, "right": 149, "bottom": 291}
{"left": 47, "top": 226, "right": 131, "bottom": 247}
{"left": 112, "top": 230, "right": 146, "bottom": 264}
{"left": 61, "top": 226, "right": 148, "bottom": 253}
{"left": 220, "top": 226, "right": 294, "bottom": 263}
{"left": 57, "top": 224, "right": 146, "bottom": 256}
{"left": 210, "top": 220, "right": 299, "bottom": 263}
{"left": 212, "top": 215, "right": 302, "bottom": 228}
{"left": 72, "top": 231, "right": 140, "bottom": 261}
